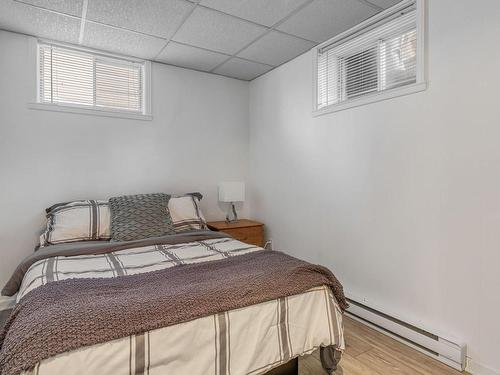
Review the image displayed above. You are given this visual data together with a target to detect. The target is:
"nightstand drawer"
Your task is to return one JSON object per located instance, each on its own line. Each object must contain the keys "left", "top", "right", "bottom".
{"left": 207, "top": 220, "right": 265, "bottom": 248}
{"left": 222, "top": 227, "right": 263, "bottom": 247}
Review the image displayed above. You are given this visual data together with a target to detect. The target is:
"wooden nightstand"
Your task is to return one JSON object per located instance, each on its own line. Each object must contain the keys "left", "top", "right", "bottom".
{"left": 207, "top": 219, "right": 264, "bottom": 247}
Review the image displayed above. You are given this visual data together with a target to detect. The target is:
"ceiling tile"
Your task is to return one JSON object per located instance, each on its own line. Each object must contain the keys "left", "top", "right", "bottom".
{"left": 198, "top": 0, "right": 310, "bottom": 27}
{"left": 172, "top": 6, "right": 267, "bottom": 55}
{"left": 14, "top": 0, "right": 83, "bottom": 16}
{"left": 213, "top": 57, "right": 272, "bottom": 81}
{"left": 82, "top": 22, "right": 166, "bottom": 59}
{"left": 366, "top": 0, "right": 401, "bottom": 9}
{"left": 238, "top": 31, "right": 314, "bottom": 66}
{"left": 276, "top": 0, "right": 379, "bottom": 43}
{"left": 156, "top": 42, "right": 230, "bottom": 72}
{"left": 0, "top": 0, "right": 80, "bottom": 43}
{"left": 86, "top": 0, "right": 194, "bottom": 39}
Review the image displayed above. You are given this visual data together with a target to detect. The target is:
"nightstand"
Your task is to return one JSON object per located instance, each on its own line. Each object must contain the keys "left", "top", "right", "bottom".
{"left": 207, "top": 219, "right": 264, "bottom": 247}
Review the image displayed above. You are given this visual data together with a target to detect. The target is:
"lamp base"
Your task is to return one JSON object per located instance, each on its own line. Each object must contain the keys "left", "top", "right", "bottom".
{"left": 225, "top": 202, "right": 238, "bottom": 223}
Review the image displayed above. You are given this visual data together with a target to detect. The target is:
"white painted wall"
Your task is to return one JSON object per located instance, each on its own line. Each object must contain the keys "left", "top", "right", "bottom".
{"left": 248, "top": 1, "right": 500, "bottom": 374}
{"left": 0, "top": 30, "right": 249, "bottom": 289}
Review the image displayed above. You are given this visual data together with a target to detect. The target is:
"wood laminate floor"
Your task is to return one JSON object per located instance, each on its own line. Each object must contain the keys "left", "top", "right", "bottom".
{"left": 299, "top": 316, "right": 469, "bottom": 375}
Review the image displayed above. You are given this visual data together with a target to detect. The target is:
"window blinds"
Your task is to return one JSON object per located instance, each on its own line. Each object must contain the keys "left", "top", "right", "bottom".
{"left": 316, "top": 2, "right": 418, "bottom": 110}
{"left": 39, "top": 44, "right": 144, "bottom": 113}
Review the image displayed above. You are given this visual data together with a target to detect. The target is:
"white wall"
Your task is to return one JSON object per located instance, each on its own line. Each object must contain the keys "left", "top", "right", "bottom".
{"left": 0, "top": 30, "right": 249, "bottom": 288}
{"left": 248, "top": 1, "right": 500, "bottom": 374}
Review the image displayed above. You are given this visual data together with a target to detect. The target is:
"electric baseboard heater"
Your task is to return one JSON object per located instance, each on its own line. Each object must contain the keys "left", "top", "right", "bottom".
{"left": 346, "top": 298, "right": 466, "bottom": 371}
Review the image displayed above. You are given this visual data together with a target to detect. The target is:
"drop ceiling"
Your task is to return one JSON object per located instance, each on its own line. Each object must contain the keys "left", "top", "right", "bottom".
{"left": 0, "top": 0, "right": 400, "bottom": 81}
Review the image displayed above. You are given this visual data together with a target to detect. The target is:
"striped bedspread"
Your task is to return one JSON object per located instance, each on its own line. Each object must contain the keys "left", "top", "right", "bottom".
{"left": 10, "top": 236, "right": 344, "bottom": 375}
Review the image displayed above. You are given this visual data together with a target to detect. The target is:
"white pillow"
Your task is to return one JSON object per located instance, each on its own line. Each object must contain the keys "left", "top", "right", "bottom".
{"left": 40, "top": 200, "right": 111, "bottom": 247}
{"left": 168, "top": 193, "right": 207, "bottom": 232}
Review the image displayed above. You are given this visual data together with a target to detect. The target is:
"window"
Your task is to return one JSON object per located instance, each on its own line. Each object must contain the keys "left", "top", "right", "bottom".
{"left": 36, "top": 43, "right": 150, "bottom": 118}
{"left": 314, "top": 0, "right": 425, "bottom": 115}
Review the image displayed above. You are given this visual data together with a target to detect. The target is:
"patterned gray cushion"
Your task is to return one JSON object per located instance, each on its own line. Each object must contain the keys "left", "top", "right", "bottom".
{"left": 109, "top": 193, "right": 175, "bottom": 241}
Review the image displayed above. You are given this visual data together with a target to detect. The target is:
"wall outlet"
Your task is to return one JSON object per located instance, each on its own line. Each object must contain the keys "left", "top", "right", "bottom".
{"left": 264, "top": 239, "right": 273, "bottom": 250}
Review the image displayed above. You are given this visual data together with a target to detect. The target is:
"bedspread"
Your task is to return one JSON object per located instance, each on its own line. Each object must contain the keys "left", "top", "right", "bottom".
{"left": 0, "top": 231, "right": 345, "bottom": 375}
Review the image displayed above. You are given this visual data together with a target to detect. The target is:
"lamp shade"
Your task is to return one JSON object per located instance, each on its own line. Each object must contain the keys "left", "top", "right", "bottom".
{"left": 218, "top": 182, "right": 245, "bottom": 203}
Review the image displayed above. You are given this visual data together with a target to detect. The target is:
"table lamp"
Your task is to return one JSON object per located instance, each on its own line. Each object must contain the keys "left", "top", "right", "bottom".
{"left": 218, "top": 182, "right": 245, "bottom": 223}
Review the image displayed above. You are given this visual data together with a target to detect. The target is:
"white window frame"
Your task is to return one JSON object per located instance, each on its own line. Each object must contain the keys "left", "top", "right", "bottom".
{"left": 28, "top": 39, "right": 152, "bottom": 121}
{"left": 312, "top": 0, "right": 426, "bottom": 117}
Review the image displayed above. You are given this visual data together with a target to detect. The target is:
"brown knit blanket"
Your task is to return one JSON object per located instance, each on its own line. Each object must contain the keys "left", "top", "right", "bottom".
{"left": 0, "top": 250, "right": 347, "bottom": 375}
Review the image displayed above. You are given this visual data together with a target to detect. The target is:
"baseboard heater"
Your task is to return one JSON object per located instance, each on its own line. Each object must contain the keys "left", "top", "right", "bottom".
{"left": 346, "top": 298, "right": 466, "bottom": 371}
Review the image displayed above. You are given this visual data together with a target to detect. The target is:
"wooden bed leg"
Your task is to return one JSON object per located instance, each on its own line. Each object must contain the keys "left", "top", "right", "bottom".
{"left": 289, "top": 358, "right": 298, "bottom": 375}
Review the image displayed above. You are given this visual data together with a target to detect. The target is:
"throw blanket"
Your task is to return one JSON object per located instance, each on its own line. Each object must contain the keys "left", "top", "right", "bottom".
{"left": 0, "top": 250, "right": 347, "bottom": 375}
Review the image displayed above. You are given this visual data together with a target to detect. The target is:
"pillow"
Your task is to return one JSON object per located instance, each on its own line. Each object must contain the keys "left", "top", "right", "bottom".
{"left": 109, "top": 193, "right": 175, "bottom": 241}
{"left": 168, "top": 192, "right": 207, "bottom": 232}
{"left": 40, "top": 200, "right": 111, "bottom": 247}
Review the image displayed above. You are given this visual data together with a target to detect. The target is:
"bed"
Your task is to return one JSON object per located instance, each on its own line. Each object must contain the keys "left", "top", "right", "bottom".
{"left": 0, "top": 196, "right": 346, "bottom": 375}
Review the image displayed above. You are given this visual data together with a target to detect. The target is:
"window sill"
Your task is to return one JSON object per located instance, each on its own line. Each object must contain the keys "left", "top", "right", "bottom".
{"left": 28, "top": 102, "right": 153, "bottom": 121}
{"left": 313, "top": 82, "right": 427, "bottom": 117}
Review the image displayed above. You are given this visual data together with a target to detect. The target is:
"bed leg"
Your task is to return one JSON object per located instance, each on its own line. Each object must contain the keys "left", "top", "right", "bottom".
{"left": 320, "top": 346, "right": 342, "bottom": 374}
{"left": 289, "top": 357, "right": 298, "bottom": 374}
